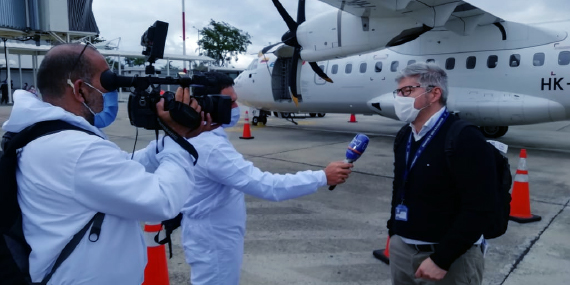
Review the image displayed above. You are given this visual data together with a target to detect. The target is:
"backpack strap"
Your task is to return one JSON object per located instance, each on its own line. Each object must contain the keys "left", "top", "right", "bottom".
{"left": 393, "top": 124, "right": 411, "bottom": 152}
{"left": 38, "top": 213, "right": 105, "bottom": 285}
{"left": 444, "top": 119, "right": 473, "bottom": 160}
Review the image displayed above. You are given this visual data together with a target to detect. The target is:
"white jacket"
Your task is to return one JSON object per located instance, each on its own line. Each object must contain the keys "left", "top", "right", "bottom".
{"left": 2, "top": 91, "right": 195, "bottom": 285}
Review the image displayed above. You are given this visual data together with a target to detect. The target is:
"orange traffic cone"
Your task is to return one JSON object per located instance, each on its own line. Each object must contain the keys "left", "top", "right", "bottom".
{"left": 142, "top": 222, "right": 170, "bottom": 285}
{"left": 239, "top": 110, "right": 254, "bottom": 140}
{"left": 509, "top": 149, "right": 542, "bottom": 223}
{"left": 372, "top": 236, "right": 390, "bottom": 265}
{"left": 348, "top": 113, "right": 358, "bottom": 123}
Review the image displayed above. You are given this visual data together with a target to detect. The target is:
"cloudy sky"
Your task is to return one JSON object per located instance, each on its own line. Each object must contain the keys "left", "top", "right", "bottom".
{"left": 91, "top": 0, "right": 570, "bottom": 69}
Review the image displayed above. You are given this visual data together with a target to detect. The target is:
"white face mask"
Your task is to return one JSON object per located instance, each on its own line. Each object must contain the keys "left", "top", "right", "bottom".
{"left": 222, "top": 106, "right": 241, "bottom": 128}
{"left": 393, "top": 90, "right": 430, "bottom": 123}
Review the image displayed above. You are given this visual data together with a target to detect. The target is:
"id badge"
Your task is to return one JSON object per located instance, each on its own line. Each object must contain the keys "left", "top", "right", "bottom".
{"left": 395, "top": 204, "right": 408, "bottom": 221}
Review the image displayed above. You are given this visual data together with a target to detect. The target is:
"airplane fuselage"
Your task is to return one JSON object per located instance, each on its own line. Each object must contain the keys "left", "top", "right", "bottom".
{"left": 234, "top": 20, "right": 570, "bottom": 129}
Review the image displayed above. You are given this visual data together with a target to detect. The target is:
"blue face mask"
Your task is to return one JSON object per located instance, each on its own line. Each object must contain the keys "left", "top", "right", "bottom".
{"left": 222, "top": 106, "right": 241, "bottom": 128}
{"left": 93, "top": 90, "right": 119, "bottom": 128}
{"left": 81, "top": 82, "right": 119, "bottom": 128}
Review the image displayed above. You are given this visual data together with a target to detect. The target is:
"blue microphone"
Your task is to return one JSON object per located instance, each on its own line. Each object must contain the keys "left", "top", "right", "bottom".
{"left": 329, "top": 133, "right": 369, "bottom": 190}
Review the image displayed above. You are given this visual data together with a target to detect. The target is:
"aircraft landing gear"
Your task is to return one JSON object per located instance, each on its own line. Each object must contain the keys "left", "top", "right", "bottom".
{"left": 479, "top": 126, "right": 508, "bottom": 138}
{"left": 251, "top": 111, "right": 270, "bottom": 126}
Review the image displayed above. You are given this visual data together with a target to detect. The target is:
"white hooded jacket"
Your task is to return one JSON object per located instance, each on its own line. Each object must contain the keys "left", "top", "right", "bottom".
{"left": 2, "top": 91, "right": 195, "bottom": 284}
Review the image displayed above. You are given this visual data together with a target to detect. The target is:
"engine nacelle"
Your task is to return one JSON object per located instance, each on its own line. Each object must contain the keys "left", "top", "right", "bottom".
{"left": 297, "top": 10, "right": 428, "bottom": 62}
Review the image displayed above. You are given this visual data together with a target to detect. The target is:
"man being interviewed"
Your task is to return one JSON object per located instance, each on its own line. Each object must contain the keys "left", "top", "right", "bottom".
{"left": 180, "top": 72, "right": 354, "bottom": 285}
{"left": 387, "top": 63, "right": 496, "bottom": 285}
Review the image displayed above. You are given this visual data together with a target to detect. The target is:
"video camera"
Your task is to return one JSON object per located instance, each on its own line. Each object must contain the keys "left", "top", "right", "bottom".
{"left": 100, "top": 20, "right": 232, "bottom": 131}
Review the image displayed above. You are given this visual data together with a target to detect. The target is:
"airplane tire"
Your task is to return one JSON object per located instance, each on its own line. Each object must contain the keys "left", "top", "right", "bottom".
{"left": 281, "top": 112, "right": 291, "bottom": 118}
{"left": 480, "top": 126, "right": 508, "bottom": 138}
{"left": 317, "top": 113, "right": 326, "bottom": 117}
{"left": 309, "top": 113, "right": 317, "bottom": 117}
{"left": 252, "top": 116, "right": 259, "bottom": 126}
{"left": 273, "top": 112, "right": 279, "bottom": 117}
{"left": 260, "top": 116, "right": 267, "bottom": 125}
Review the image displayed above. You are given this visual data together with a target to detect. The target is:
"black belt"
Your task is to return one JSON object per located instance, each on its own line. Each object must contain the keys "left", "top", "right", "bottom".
{"left": 410, "top": 243, "right": 480, "bottom": 252}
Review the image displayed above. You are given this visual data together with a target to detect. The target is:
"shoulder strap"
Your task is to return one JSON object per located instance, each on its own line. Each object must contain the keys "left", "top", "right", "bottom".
{"left": 3, "top": 120, "right": 99, "bottom": 153}
{"left": 444, "top": 119, "right": 473, "bottom": 156}
{"left": 393, "top": 124, "right": 411, "bottom": 152}
{"left": 39, "top": 213, "right": 105, "bottom": 285}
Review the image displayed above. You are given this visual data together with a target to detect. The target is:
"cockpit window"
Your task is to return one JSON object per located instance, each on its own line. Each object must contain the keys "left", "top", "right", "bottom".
{"left": 247, "top": 59, "right": 258, "bottom": 70}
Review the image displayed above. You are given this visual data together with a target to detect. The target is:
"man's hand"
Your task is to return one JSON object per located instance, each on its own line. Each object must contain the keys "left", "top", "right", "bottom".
{"left": 156, "top": 87, "right": 219, "bottom": 138}
{"left": 324, "top": 161, "right": 353, "bottom": 185}
{"left": 415, "top": 257, "right": 447, "bottom": 281}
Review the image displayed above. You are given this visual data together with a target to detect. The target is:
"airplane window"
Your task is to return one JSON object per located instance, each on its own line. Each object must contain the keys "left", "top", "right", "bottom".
{"left": 408, "top": 60, "right": 416, "bottom": 65}
{"left": 426, "top": 59, "right": 435, "bottom": 63}
{"left": 391, "top": 61, "right": 399, "bottom": 72}
{"left": 466, "top": 56, "right": 476, "bottom": 69}
{"left": 331, "top": 64, "right": 338, "bottom": 74}
{"left": 319, "top": 65, "right": 325, "bottom": 72}
{"left": 509, "top": 54, "right": 521, "bottom": 67}
{"left": 375, "top": 61, "right": 383, "bottom": 72}
{"left": 360, "top": 63, "right": 367, "bottom": 73}
{"left": 558, "top": 51, "right": 570, "bottom": 65}
{"left": 445, "top": 58, "right": 455, "bottom": 70}
{"left": 345, "top": 63, "right": 353, "bottom": 74}
{"left": 533, "top": 53, "right": 545, "bottom": 66}
{"left": 487, "top": 55, "right": 498, "bottom": 68}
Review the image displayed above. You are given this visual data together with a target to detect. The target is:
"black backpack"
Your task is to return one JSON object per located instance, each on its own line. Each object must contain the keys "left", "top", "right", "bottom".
{"left": 0, "top": 120, "right": 105, "bottom": 285}
{"left": 444, "top": 120, "right": 513, "bottom": 239}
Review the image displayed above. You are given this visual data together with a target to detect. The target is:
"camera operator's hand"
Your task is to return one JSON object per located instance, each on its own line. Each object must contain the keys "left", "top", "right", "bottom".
{"left": 157, "top": 87, "right": 218, "bottom": 138}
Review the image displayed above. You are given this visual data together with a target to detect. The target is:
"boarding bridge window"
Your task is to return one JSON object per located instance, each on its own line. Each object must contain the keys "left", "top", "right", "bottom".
{"left": 345, "top": 64, "right": 353, "bottom": 74}
{"left": 360, "top": 63, "right": 367, "bottom": 73}
{"left": 533, "top": 53, "right": 545, "bottom": 66}
{"left": 487, "top": 55, "right": 498, "bottom": 68}
{"left": 375, "top": 61, "right": 383, "bottom": 72}
{"left": 558, "top": 51, "right": 570, "bottom": 65}
{"left": 331, "top": 64, "right": 338, "bottom": 74}
{"left": 391, "top": 61, "right": 399, "bottom": 72}
{"left": 466, "top": 56, "right": 476, "bottom": 69}
{"left": 509, "top": 54, "right": 521, "bottom": 67}
{"left": 445, "top": 58, "right": 455, "bottom": 70}
{"left": 407, "top": 60, "right": 416, "bottom": 65}
{"left": 426, "top": 59, "right": 435, "bottom": 63}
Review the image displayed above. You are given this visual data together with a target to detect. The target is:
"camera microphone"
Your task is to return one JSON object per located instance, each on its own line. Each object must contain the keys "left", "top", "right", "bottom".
{"left": 329, "top": 133, "right": 369, "bottom": 191}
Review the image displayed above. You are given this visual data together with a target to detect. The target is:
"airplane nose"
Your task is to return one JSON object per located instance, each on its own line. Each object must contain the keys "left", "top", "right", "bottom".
{"left": 367, "top": 93, "right": 397, "bottom": 120}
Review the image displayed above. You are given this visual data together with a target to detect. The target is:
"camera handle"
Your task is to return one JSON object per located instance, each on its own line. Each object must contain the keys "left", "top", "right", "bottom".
{"left": 156, "top": 118, "right": 199, "bottom": 165}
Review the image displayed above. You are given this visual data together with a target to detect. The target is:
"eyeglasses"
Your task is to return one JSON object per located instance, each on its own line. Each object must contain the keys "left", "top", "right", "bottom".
{"left": 393, "top": 85, "right": 435, "bottom": 97}
{"left": 68, "top": 43, "right": 96, "bottom": 81}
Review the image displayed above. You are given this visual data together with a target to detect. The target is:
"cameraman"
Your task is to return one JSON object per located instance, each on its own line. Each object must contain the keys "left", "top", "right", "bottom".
{"left": 179, "top": 72, "right": 353, "bottom": 285}
{"left": 1, "top": 44, "right": 213, "bottom": 284}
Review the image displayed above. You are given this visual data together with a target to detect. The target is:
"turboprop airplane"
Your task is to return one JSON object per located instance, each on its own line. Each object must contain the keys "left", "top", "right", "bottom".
{"left": 233, "top": 0, "right": 570, "bottom": 138}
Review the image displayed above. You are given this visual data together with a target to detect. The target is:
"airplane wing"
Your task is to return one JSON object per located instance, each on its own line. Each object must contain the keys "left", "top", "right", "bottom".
{"left": 317, "top": 0, "right": 502, "bottom": 35}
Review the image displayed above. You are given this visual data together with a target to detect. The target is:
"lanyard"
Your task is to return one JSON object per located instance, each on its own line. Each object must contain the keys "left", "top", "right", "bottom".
{"left": 400, "top": 111, "right": 449, "bottom": 203}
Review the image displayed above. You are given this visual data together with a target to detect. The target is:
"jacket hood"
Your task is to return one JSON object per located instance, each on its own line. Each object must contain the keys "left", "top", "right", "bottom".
{"left": 2, "top": 90, "right": 106, "bottom": 138}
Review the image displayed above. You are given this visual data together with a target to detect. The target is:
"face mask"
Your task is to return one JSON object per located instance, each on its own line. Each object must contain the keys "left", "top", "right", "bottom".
{"left": 393, "top": 90, "right": 430, "bottom": 123}
{"left": 222, "top": 106, "right": 241, "bottom": 128}
{"left": 81, "top": 82, "right": 119, "bottom": 128}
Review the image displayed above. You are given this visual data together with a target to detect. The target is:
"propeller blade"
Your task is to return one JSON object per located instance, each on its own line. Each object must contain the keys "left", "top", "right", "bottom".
{"left": 288, "top": 47, "right": 302, "bottom": 106}
{"left": 261, "top": 42, "right": 282, "bottom": 54}
{"left": 309, "top": 62, "right": 333, "bottom": 83}
{"left": 271, "top": 0, "right": 298, "bottom": 32}
{"left": 297, "top": 0, "right": 306, "bottom": 24}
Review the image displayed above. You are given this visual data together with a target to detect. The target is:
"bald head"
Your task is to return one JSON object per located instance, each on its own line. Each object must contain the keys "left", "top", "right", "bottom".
{"left": 37, "top": 44, "right": 101, "bottom": 99}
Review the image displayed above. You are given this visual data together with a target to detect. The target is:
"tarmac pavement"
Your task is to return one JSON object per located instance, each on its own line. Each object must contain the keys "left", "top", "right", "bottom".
{"left": 1, "top": 102, "right": 569, "bottom": 285}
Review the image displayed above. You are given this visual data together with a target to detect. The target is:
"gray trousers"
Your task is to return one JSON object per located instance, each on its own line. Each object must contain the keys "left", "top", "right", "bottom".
{"left": 389, "top": 235, "right": 484, "bottom": 285}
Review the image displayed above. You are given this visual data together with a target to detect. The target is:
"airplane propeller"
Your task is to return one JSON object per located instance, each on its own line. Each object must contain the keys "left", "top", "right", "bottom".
{"left": 266, "top": 0, "right": 333, "bottom": 104}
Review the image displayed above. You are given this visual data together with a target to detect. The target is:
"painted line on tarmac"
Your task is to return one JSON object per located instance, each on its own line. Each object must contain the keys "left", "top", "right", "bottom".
{"left": 499, "top": 198, "right": 570, "bottom": 285}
